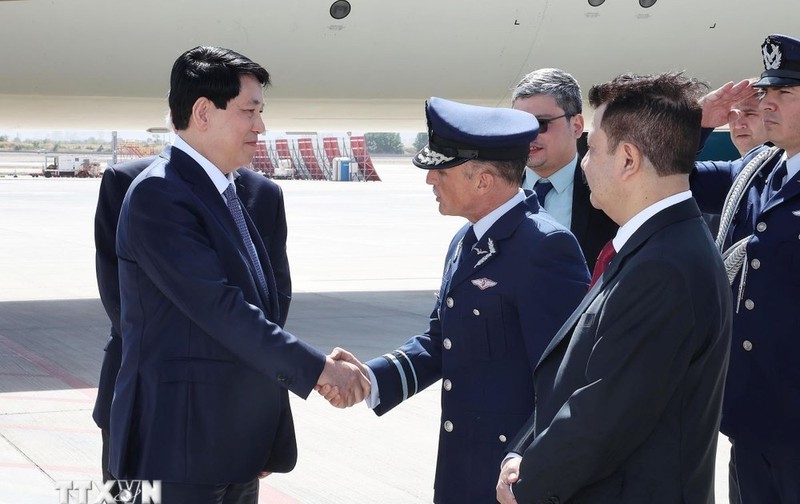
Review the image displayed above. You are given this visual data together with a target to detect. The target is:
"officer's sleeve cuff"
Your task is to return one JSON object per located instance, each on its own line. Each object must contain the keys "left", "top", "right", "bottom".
{"left": 365, "top": 365, "right": 380, "bottom": 409}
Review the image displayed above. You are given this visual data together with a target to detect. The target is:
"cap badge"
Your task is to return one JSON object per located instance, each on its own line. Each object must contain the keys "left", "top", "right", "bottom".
{"left": 416, "top": 147, "right": 455, "bottom": 166}
{"left": 471, "top": 277, "right": 498, "bottom": 290}
{"left": 763, "top": 42, "right": 783, "bottom": 70}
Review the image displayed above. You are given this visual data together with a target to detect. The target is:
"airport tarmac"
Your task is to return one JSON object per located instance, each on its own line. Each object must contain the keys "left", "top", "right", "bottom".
{"left": 0, "top": 157, "right": 731, "bottom": 503}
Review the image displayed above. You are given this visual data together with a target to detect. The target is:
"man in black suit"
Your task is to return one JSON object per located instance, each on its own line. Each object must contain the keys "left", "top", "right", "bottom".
{"left": 92, "top": 154, "right": 292, "bottom": 482}
{"left": 107, "top": 46, "right": 367, "bottom": 503}
{"left": 497, "top": 73, "right": 732, "bottom": 503}
{"left": 513, "top": 68, "right": 618, "bottom": 270}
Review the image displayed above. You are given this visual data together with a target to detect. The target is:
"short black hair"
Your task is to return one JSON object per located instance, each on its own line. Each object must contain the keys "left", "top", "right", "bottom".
{"left": 169, "top": 46, "right": 270, "bottom": 131}
{"left": 588, "top": 72, "right": 707, "bottom": 176}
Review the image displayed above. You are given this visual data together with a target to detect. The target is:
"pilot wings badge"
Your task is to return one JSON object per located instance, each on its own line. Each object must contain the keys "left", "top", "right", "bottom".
{"left": 471, "top": 277, "right": 498, "bottom": 290}
{"left": 763, "top": 42, "right": 782, "bottom": 70}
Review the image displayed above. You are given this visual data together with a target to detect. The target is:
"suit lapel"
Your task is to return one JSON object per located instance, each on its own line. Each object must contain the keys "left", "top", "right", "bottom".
{"left": 536, "top": 280, "right": 604, "bottom": 367}
{"left": 535, "top": 198, "right": 702, "bottom": 368}
{"left": 762, "top": 172, "right": 800, "bottom": 215}
{"left": 569, "top": 156, "right": 590, "bottom": 240}
{"left": 170, "top": 149, "right": 275, "bottom": 315}
{"left": 171, "top": 148, "right": 243, "bottom": 246}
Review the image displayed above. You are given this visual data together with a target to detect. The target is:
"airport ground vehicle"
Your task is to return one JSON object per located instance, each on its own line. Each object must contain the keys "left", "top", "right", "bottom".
{"left": 36, "top": 155, "right": 102, "bottom": 178}
{"left": 272, "top": 158, "right": 295, "bottom": 179}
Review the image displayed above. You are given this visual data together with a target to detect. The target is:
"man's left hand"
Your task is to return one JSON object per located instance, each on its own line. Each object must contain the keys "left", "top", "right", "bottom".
{"left": 496, "top": 456, "right": 521, "bottom": 504}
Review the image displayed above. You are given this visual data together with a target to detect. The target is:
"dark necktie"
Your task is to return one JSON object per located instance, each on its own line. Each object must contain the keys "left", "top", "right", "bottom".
{"left": 764, "top": 159, "right": 788, "bottom": 205}
{"left": 459, "top": 226, "right": 478, "bottom": 262}
{"left": 223, "top": 183, "right": 269, "bottom": 300}
{"left": 589, "top": 240, "right": 616, "bottom": 288}
{"left": 534, "top": 179, "right": 554, "bottom": 207}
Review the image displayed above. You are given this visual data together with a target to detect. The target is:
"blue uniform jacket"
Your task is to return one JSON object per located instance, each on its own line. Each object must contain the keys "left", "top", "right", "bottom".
{"left": 367, "top": 192, "right": 589, "bottom": 504}
{"left": 692, "top": 146, "right": 800, "bottom": 454}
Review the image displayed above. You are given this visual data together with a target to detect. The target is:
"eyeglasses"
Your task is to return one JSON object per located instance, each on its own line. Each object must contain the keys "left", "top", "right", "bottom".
{"left": 536, "top": 113, "right": 570, "bottom": 134}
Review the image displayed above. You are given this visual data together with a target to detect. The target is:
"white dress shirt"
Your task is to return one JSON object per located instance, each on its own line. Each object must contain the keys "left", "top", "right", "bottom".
{"left": 611, "top": 191, "right": 692, "bottom": 252}
{"left": 173, "top": 136, "right": 235, "bottom": 199}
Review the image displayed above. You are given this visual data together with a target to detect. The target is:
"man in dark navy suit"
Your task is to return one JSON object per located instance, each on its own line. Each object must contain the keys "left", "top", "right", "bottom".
{"left": 513, "top": 68, "right": 618, "bottom": 271}
{"left": 497, "top": 73, "right": 732, "bottom": 504}
{"left": 691, "top": 34, "right": 800, "bottom": 503}
{"left": 322, "top": 97, "right": 590, "bottom": 503}
{"left": 92, "top": 153, "right": 292, "bottom": 483}
{"left": 108, "top": 46, "right": 368, "bottom": 504}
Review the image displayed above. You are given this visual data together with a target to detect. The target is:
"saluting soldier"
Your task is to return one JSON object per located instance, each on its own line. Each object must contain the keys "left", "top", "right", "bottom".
{"left": 323, "top": 97, "right": 589, "bottom": 503}
{"left": 692, "top": 34, "right": 800, "bottom": 503}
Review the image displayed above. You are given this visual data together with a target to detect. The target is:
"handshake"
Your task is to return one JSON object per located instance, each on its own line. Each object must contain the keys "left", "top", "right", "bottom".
{"left": 315, "top": 347, "right": 371, "bottom": 408}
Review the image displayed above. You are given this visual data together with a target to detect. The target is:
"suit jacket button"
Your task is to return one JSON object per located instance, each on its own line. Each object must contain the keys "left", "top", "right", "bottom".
{"left": 472, "top": 308, "right": 480, "bottom": 316}
{"left": 751, "top": 258, "right": 761, "bottom": 269}
{"left": 443, "top": 420, "right": 454, "bottom": 432}
{"left": 743, "top": 340, "right": 753, "bottom": 351}
{"left": 443, "top": 338, "right": 453, "bottom": 350}
{"left": 446, "top": 297, "right": 454, "bottom": 308}
{"left": 744, "top": 299, "right": 755, "bottom": 310}
{"left": 756, "top": 222, "right": 767, "bottom": 232}
{"left": 277, "top": 374, "right": 290, "bottom": 384}
{"left": 443, "top": 379, "right": 452, "bottom": 391}
{"left": 498, "top": 434, "right": 507, "bottom": 443}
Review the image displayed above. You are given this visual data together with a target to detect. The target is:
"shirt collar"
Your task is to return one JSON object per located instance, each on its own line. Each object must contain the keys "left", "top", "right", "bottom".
{"left": 612, "top": 191, "right": 692, "bottom": 252}
{"left": 173, "top": 135, "right": 234, "bottom": 196}
{"left": 472, "top": 189, "right": 526, "bottom": 240}
{"left": 786, "top": 151, "right": 800, "bottom": 182}
{"left": 528, "top": 154, "right": 578, "bottom": 193}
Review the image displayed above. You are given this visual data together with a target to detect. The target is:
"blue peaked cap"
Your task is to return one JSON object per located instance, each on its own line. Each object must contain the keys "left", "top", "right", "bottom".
{"left": 413, "top": 97, "right": 539, "bottom": 169}
{"left": 755, "top": 34, "right": 800, "bottom": 88}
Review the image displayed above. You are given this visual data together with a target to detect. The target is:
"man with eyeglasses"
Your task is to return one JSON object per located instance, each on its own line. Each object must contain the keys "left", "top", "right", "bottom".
{"left": 513, "top": 68, "right": 618, "bottom": 270}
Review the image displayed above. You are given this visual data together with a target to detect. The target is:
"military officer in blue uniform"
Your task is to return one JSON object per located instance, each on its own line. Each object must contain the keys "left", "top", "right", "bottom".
{"left": 692, "top": 34, "right": 800, "bottom": 502}
{"left": 324, "top": 97, "right": 589, "bottom": 503}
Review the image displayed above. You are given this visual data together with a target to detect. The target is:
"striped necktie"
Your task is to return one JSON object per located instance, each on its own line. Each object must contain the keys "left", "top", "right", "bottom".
{"left": 223, "top": 183, "right": 269, "bottom": 300}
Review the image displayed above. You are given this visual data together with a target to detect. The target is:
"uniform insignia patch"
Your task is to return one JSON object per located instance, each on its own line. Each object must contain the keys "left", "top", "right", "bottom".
{"left": 474, "top": 238, "right": 496, "bottom": 267}
{"left": 763, "top": 43, "right": 782, "bottom": 70}
{"left": 415, "top": 145, "right": 456, "bottom": 166}
{"left": 471, "top": 277, "right": 497, "bottom": 290}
